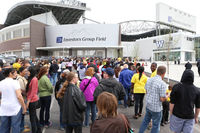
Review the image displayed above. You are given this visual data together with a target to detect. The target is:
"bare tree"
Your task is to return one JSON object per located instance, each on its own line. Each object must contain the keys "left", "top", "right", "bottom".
{"left": 163, "top": 27, "right": 180, "bottom": 82}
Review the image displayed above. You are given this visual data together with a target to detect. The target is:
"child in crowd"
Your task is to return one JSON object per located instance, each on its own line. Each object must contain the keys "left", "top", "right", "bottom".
{"left": 161, "top": 85, "right": 172, "bottom": 126}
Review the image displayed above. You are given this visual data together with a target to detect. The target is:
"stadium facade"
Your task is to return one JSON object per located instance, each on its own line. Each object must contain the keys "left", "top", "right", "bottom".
{"left": 0, "top": 1, "right": 122, "bottom": 58}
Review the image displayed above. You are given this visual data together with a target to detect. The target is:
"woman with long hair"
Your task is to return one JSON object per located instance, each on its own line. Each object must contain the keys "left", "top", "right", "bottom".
{"left": 58, "top": 72, "right": 86, "bottom": 133}
{"left": 55, "top": 69, "right": 70, "bottom": 131}
{"left": 38, "top": 67, "right": 53, "bottom": 127}
{"left": 90, "top": 92, "right": 132, "bottom": 133}
{"left": 80, "top": 67, "right": 99, "bottom": 127}
{"left": 131, "top": 66, "right": 147, "bottom": 119}
{"left": 26, "top": 67, "right": 42, "bottom": 133}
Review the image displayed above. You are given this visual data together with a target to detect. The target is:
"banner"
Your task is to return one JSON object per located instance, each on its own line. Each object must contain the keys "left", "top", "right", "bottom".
{"left": 45, "top": 24, "right": 120, "bottom": 47}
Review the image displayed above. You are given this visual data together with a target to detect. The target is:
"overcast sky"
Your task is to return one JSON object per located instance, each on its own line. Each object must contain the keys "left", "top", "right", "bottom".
{"left": 0, "top": 0, "right": 200, "bottom": 33}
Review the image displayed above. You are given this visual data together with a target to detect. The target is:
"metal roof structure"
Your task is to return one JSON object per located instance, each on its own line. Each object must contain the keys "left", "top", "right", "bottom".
{"left": 119, "top": 20, "right": 182, "bottom": 42}
{"left": 4, "top": 1, "right": 90, "bottom": 26}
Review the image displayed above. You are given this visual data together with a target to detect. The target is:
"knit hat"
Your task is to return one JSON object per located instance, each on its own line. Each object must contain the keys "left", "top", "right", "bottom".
{"left": 104, "top": 68, "right": 114, "bottom": 76}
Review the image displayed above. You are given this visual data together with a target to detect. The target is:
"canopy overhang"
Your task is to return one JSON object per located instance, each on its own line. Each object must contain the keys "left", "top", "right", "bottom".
{"left": 36, "top": 46, "right": 123, "bottom": 50}
{"left": 4, "top": 1, "right": 90, "bottom": 26}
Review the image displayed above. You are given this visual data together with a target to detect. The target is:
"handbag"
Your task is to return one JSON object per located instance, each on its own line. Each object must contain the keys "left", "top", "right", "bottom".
{"left": 120, "top": 114, "right": 134, "bottom": 133}
{"left": 127, "top": 93, "right": 134, "bottom": 107}
{"left": 83, "top": 79, "right": 92, "bottom": 93}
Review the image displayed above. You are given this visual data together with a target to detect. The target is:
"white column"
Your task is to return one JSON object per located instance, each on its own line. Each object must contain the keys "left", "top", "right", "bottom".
{"left": 21, "top": 28, "right": 24, "bottom": 37}
{"left": 11, "top": 31, "right": 13, "bottom": 39}
{"left": 192, "top": 51, "right": 195, "bottom": 62}
{"left": 180, "top": 51, "right": 185, "bottom": 62}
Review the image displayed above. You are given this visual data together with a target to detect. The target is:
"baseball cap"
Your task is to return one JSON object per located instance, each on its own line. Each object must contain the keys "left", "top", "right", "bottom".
{"left": 104, "top": 68, "right": 114, "bottom": 76}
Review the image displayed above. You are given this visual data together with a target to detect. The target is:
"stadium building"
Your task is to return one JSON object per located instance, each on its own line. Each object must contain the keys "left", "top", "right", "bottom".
{"left": 0, "top": 0, "right": 123, "bottom": 58}
{"left": 121, "top": 3, "right": 198, "bottom": 62}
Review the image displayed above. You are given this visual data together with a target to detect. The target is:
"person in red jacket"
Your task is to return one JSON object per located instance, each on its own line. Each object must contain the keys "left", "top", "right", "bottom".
{"left": 26, "top": 67, "right": 42, "bottom": 133}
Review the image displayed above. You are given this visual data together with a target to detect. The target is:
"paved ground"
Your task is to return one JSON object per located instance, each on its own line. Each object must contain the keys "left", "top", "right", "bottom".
{"left": 24, "top": 97, "right": 200, "bottom": 133}
{"left": 22, "top": 62, "right": 200, "bottom": 133}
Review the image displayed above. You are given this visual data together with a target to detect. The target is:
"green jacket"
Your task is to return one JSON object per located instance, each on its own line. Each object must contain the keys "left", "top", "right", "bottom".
{"left": 38, "top": 75, "right": 53, "bottom": 97}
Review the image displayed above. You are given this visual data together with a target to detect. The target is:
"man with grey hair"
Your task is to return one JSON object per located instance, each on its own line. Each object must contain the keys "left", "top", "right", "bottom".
{"left": 119, "top": 64, "right": 134, "bottom": 108}
{"left": 139, "top": 66, "right": 169, "bottom": 133}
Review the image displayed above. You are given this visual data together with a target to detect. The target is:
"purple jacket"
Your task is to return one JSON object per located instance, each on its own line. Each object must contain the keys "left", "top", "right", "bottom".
{"left": 80, "top": 77, "right": 99, "bottom": 102}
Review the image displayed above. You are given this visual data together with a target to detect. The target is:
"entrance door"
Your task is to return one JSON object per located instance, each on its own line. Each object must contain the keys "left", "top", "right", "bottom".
{"left": 97, "top": 51, "right": 103, "bottom": 57}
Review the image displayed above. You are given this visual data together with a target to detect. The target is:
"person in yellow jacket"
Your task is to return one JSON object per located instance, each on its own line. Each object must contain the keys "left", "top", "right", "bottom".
{"left": 150, "top": 62, "right": 157, "bottom": 78}
{"left": 131, "top": 66, "right": 147, "bottom": 119}
{"left": 13, "top": 58, "right": 21, "bottom": 71}
{"left": 161, "top": 85, "right": 172, "bottom": 126}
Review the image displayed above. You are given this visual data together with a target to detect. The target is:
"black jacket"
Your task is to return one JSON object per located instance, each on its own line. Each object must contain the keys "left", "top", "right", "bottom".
{"left": 185, "top": 62, "right": 192, "bottom": 70}
{"left": 62, "top": 83, "right": 86, "bottom": 125}
{"left": 0, "top": 71, "right": 5, "bottom": 81}
{"left": 49, "top": 63, "right": 59, "bottom": 74}
{"left": 94, "top": 73, "right": 100, "bottom": 82}
{"left": 55, "top": 77, "right": 66, "bottom": 100}
{"left": 93, "top": 78, "right": 125, "bottom": 102}
{"left": 170, "top": 69, "right": 200, "bottom": 119}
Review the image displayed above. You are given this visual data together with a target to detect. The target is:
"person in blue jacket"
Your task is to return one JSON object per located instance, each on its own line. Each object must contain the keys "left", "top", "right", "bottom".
{"left": 119, "top": 64, "right": 134, "bottom": 108}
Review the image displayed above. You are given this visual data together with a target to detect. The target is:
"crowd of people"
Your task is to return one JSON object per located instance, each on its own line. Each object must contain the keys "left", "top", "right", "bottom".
{"left": 0, "top": 56, "right": 199, "bottom": 133}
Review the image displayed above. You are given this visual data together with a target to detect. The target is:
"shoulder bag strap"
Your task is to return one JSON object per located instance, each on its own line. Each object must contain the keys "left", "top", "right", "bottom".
{"left": 120, "top": 114, "right": 129, "bottom": 133}
{"left": 83, "top": 79, "right": 92, "bottom": 93}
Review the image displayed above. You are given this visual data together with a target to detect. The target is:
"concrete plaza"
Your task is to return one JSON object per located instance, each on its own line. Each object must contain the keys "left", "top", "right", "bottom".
{"left": 144, "top": 61, "right": 200, "bottom": 87}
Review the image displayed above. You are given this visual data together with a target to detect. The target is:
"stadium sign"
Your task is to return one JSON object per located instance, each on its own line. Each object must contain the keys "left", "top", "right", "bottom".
{"left": 156, "top": 3, "right": 196, "bottom": 32}
{"left": 46, "top": 24, "right": 120, "bottom": 47}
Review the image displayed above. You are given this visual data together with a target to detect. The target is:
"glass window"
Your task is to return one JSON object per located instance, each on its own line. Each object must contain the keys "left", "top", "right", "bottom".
{"left": 185, "top": 52, "right": 192, "bottom": 61}
{"left": 77, "top": 50, "right": 83, "bottom": 56}
{"left": 23, "top": 28, "right": 30, "bottom": 37}
{"left": 13, "top": 29, "right": 22, "bottom": 38}
{"left": 57, "top": 50, "right": 69, "bottom": 57}
{"left": 154, "top": 51, "right": 180, "bottom": 61}
{"left": 6, "top": 32, "right": 11, "bottom": 40}
{"left": 13, "top": 51, "right": 22, "bottom": 57}
{"left": 2, "top": 34, "right": 5, "bottom": 41}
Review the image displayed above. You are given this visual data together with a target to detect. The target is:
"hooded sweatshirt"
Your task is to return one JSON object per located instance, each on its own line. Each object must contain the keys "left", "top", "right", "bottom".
{"left": 93, "top": 78, "right": 125, "bottom": 102}
{"left": 170, "top": 69, "right": 200, "bottom": 119}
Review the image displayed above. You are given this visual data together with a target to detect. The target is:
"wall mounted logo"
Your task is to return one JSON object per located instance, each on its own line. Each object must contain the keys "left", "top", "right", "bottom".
{"left": 168, "top": 16, "right": 172, "bottom": 22}
{"left": 155, "top": 40, "right": 164, "bottom": 48}
{"left": 56, "top": 37, "right": 63, "bottom": 43}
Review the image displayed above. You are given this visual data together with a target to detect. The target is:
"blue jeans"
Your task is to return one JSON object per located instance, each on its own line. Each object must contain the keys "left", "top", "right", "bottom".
{"left": 84, "top": 101, "right": 96, "bottom": 126}
{"left": 50, "top": 73, "right": 57, "bottom": 86}
{"left": 124, "top": 87, "right": 130, "bottom": 108}
{"left": 57, "top": 99, "right": 65, "bottom": 128}
{"left": 20, "top": 114, "right": 25, "bottom": 132}
{"left": 0, "top": 108, "right": 22, "bottom": 133}
{"left": 139, "top": 108, "right": 162, "bottom": 133}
